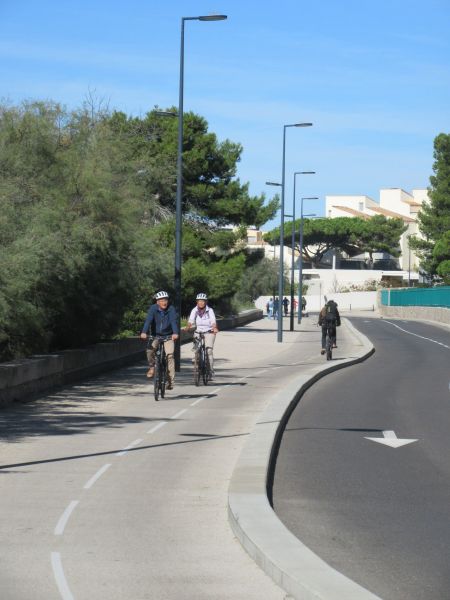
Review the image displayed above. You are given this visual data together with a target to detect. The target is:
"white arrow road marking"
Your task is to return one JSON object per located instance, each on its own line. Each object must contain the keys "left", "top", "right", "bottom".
{"left": 365, "top": 430, "right": 418, "bottom": 448}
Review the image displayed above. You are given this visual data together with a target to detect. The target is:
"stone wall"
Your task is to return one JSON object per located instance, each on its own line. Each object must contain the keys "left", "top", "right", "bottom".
{"left": 378, "top": 304, "right": 450, "bottom": 327}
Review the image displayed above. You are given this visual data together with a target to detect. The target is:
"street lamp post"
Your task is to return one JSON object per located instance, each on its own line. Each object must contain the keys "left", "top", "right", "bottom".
{"left": 174, "top": 14, "right": 227, "bottom": 370}
{"left": 298, "top": 198, "right": 318, "bottom": 324}
{"left": 268, "top": 123, "right": 313, "bottom": 343}
{"left": 289, "top": 171, "right": 315, "bottom": 331}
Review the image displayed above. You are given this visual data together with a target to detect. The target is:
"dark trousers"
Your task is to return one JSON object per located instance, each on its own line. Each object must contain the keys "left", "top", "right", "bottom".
{"left": 321, "top": 321, "right": 337, "bottom": 348}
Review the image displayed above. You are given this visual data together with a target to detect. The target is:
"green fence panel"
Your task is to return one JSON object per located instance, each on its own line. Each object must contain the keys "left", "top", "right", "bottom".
{"left": 381, "top": 286, "right": 450, "bottom": 307}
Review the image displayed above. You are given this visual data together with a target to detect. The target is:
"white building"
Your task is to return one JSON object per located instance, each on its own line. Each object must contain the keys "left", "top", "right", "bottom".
{"left": 326, "top": 188, "right": 426, "bottom": 271}
{"left": 249, "top": 188, "right": 428, "bottom": 297}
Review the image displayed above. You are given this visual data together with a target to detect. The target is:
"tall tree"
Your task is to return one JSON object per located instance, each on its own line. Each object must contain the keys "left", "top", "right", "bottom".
{"left": 0, "top": 101, "right": 278, "bottom": 360}
{"left": 412, "top": 133, "right": 450, "bottom": 281}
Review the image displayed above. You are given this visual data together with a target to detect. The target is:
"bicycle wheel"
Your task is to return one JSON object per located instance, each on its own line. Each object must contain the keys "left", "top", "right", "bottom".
{"left": 154, "top": 357, "right": 160, "bottom": 401}
{"left": 326, "top": 331, "right": 332, "bottom": 361}
{"left": 202, "top": 347, "right": 209, "bottom": 386}
{"left": 194, "top": 350, "right": 201, "bottom": 386}
{"left": 160, "top": 353, "right": 166, "bottom": 398}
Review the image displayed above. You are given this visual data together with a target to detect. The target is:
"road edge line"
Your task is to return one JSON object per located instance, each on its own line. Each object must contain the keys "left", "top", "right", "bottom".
{"left": 228, "top": 318, "right": 382, "bottom": 600}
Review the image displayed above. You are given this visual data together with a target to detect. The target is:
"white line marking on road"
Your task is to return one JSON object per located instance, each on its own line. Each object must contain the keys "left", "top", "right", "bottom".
{"left": 384, "top": 320, "right": 450, "bottom": 349}
{"left": 365, "top": 430, "right": 418, "bottom": 448}
{"left": 83, "top": 464, "right": 111, "bottom": 490}
{"left": 51, "top": 552, "right": 74, "bottom": 600}
{"left": 171, "top": 409, "right": 188, "bottom": 419}
{"left": 190, "top": 398, "right": 204, "bottom": 406}
{"left": 54, "top": 501, "right": 79, "bottom": 536}
{"left": 212, "top": 388, "right": 221, "bottom": 393}
{"left": 116, "top": 438, "right": 143, "bottom": 456}
{"left": 147, "top": 421, "right": 167, "bottom": 434}
{"left": 255, "top": 369, "right": 267, "bottom": 375}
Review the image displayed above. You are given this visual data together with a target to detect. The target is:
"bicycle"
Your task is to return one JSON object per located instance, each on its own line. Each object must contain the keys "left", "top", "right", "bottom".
{"left": 325, "top": 320, "right": 335, "bottom": 361}
{"left": 147, "top": 336, "right": 170, "bottom": 400}
{"left": 193, "top": 331, "right": 212, "bottom": 386}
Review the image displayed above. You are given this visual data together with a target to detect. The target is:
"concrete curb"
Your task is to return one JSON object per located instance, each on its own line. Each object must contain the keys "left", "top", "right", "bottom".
{"left": 228, "top": 318, "right": 382, "bottom": 600}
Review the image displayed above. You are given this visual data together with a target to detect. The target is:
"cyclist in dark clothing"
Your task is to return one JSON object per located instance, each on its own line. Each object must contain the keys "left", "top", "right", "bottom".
{"left": 318, "top": 299, "right": 341, "bottom": 355}
{"left": 140, "top": 291, "right": 179, "bottom": 388}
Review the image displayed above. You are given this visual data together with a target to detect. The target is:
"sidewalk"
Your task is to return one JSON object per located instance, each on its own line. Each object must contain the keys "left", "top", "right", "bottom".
{"left": 226, "top": 314, "right": 378, "bottom": 600}
{"left": 0, "top": 313, "right": 370, "bottom": 600}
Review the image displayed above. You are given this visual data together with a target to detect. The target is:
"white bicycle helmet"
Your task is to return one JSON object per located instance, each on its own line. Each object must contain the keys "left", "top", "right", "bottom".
{"left": 155, "top": 290, "right": 169, "bottom": 300}
{"left": 196, "top": 293, "right": 208, "bottom": 300}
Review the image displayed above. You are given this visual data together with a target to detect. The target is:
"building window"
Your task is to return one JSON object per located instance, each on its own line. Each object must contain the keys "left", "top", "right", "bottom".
{"left": 359, "top": 202, "right": 364, "bottom": 212}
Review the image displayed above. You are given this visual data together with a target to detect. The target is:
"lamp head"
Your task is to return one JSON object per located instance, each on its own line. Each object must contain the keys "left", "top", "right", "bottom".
{"left": 198, "top": 14, "right": 227, "bottom": 20}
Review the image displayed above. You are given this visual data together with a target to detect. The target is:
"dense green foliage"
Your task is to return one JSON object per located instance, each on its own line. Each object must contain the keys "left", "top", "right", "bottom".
{"left": 0, "top": 100, "right": 277, "bottom": 361}
{"left": 264, "top": 215, "right": 406, "bottom": 265}
{"left": 233, "top": 251, "right": 287, "bottom": 306}
{"left": 412, "top": 133, "right": 450, "bottom": 283}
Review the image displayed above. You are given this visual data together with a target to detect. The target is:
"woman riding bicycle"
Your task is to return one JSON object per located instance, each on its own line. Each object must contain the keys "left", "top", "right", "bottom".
{"left": 185, "top": 293, "right": 219, "bottom": 378}
{"left": 140, "top": 290, "right": 179, "bottom": 389}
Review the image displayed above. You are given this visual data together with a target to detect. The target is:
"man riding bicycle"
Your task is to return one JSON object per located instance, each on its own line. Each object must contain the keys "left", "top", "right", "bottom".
{"left": 140, "top": 291, "right": 179, "bottom": 389}
{"left": 184, "top": 293, "right": 218, "bottom": 378}
{"left": 318, "top": 299, "right": 341, "bottom": 355}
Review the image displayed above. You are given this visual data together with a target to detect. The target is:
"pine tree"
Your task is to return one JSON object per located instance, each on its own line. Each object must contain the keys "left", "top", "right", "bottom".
{"left": 414, "top": 133, "right": 450, "bottom": 281}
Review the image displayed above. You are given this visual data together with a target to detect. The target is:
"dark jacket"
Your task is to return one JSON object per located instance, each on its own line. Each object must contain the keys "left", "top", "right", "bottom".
{"left": 318, "top": 301, "right": 341, "bottom": 326}
{"left": 142, "top": 304, "right": 179, "bottom": 337}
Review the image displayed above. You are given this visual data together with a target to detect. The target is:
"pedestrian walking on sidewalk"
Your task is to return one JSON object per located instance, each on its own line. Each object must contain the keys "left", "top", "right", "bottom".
{"left": 282, "top": 296, "right": 289, "bottom": 316}
{"left": 274, "top": 297, "right": 279, "bottom": 320}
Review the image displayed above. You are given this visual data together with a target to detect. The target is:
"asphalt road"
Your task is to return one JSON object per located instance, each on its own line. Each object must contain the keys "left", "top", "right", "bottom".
{"left": 273, "top": 317, "right": 450, "bottom": 600}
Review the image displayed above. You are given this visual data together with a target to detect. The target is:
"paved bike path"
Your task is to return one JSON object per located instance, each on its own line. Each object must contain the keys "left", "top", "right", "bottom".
{"left": 0, "top": 316, "right": 319, "bottom": 600}
{"left": 0, "top": 314, "right": 373, "bottom": 600}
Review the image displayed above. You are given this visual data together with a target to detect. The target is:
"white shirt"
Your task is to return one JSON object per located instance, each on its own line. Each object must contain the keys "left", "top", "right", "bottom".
{"left": 188, "top": 306, "right": 217, "bottom": 333}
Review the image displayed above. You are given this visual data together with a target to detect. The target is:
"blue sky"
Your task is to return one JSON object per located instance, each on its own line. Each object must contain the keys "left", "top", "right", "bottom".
{"left": 1, "top": 0, "right": 449, "bottom": 229}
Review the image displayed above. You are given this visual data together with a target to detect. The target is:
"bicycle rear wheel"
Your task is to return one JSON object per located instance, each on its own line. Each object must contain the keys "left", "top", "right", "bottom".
{"left": 326, "top": 331, "right": 332, "bottom": 361}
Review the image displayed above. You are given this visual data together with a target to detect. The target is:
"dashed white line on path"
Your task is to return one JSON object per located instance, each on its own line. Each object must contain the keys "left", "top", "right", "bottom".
{"left": 171, "top": 409, "right": 188, "bottom": 419}
{"left": 83, "top": 464, "right": 111, "bottom": 490}
{"left": 54, "top": 501, "right": 79, "bottom": 536}
{"left": 384, "top": 320, "right": 450, "bottom": 349}
{"left": 147, "top": 421, "right": 167, "bottom": 434}
{"left": 51, "top": 552, "right": 74, "bottom": 600}
{"left": 190, "top": 398, "right": 204, "bottom": 406}
{"left": 116, "top": 438, "right": 143, "bottom": 457}
{"left": 255, "top": 369, "right": 267, "bottom": 375}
